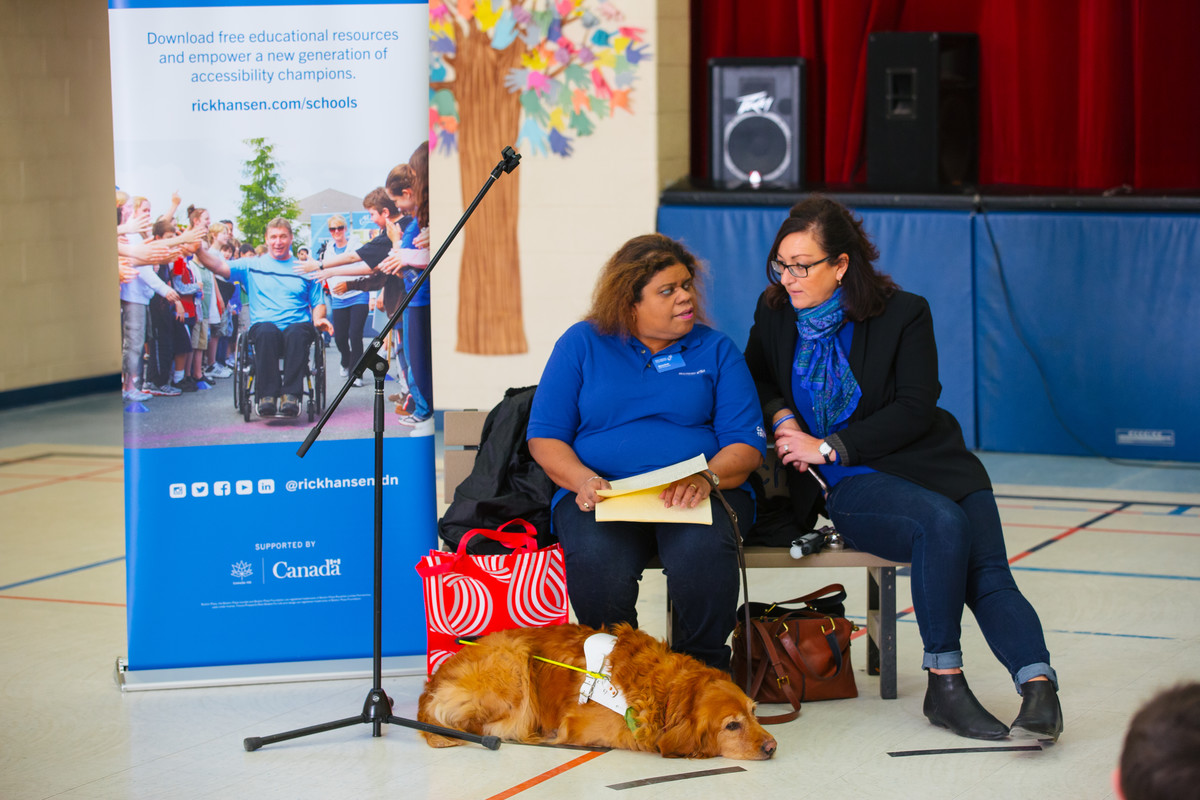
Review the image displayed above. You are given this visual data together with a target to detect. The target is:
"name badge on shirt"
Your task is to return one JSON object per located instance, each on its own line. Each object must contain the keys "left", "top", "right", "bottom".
{"left": 652, "top": 353, "right": 686, "bottom": 373}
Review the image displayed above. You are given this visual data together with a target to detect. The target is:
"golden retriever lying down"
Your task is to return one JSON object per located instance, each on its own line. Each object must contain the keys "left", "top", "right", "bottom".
{"left": 417, "top": 623, "right": 777, "bottom": 759}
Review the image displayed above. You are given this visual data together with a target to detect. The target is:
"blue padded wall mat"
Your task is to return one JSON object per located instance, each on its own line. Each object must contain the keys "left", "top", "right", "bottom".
{"left": 658, "top": 204, "right": 977, "bottom": 448}
{"left": 973, "top": 210, "right": 1200, "bottom": 462}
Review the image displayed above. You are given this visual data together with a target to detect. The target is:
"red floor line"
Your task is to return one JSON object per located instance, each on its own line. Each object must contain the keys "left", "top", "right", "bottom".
{"left": 485, "top": 750, "right": 606, "bottom": 800}
{"left": 1009, "top": 528, "right": 1083, "bottom": 564}
{"left": 0, "top": 594, "right": 125, "bottom": 608}
{"left": 0, "top": 464, "right": 123, "bottom": 496}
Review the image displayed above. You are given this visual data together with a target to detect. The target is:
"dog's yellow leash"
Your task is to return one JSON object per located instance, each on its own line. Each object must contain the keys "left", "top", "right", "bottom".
{"left": 454, "top": 639, "right": 639, "bottom": 731}
{"left": 455, "top": 638, "right": 609, "bottom": 681}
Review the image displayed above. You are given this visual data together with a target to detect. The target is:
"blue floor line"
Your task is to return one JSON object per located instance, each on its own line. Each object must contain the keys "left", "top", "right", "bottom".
{"left": 1011, "top": 565, "right": 1199, "bottom": 581}
{"left": 0, "top": 556, "right": 126, "bottom": 591}
{"left": 1046, "top": 628, "right": 1173, "bottom": 641}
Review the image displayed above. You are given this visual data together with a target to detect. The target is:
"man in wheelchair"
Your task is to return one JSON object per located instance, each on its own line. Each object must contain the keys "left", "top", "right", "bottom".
{"left": 195, "top": 217, "right": 333, "bottom": 417}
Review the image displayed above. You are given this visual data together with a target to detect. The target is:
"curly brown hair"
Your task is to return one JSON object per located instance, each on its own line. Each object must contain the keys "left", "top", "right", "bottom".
{"left": 764, "top": 195, "right": 897, "bottom": 321}
{"left": 585, "top": 233, "right": 707, "bottom": 337}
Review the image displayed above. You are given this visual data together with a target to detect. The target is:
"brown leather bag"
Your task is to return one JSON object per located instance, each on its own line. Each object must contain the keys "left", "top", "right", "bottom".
{"left": 731, "top": 584, "right": 858, "bottom": 723}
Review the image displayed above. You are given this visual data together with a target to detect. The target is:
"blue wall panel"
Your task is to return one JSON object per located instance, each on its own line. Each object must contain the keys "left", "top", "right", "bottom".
{"left": 973, "top": 211, "right": 1200, "bottom": 461}
{"left": 658, "top": 204, "right": 977, "bottom": 448}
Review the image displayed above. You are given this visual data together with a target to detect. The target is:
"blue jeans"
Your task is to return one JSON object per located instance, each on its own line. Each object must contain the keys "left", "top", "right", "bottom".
{"left": 401, "top": 305, "right": 431, "bottom": 419}
{"left": 552, "top": 488, "right": 753, "bottom": 672}
{"left": 827, "top": 473, "right": 1056, "bottom": 692}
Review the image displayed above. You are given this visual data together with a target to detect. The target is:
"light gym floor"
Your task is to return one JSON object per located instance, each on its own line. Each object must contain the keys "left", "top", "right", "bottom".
{"left": 1, "top": 392, "right": 1198, "bottom": 800}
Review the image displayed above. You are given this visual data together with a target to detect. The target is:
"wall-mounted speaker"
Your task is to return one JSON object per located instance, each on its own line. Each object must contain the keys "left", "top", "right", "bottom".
{"left": 709, "top": 58, "right": 806, "bottom": 188}
{"left": 867, "top": 33, "right": 978, "bottom": 192}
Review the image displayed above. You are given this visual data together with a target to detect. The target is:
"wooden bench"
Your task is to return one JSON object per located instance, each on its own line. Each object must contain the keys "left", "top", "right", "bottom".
{"left": 442, "top": 410, "right": 905, "bottom": 699}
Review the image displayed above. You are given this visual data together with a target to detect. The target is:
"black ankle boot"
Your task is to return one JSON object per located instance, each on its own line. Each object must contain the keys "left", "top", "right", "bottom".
{"left": 924, "top": 672, "right": 1010, "bottom": 740}
{"left": 1010, "top": 679, "right": 1063, "bottom": 742}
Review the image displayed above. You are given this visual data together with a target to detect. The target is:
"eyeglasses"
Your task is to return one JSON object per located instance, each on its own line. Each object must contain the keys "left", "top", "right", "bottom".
{"left": 770, "top": 254, "right": 836, "bottom": 279}
{"left": 329, "top": 225, "right": 345, "bottom": 232}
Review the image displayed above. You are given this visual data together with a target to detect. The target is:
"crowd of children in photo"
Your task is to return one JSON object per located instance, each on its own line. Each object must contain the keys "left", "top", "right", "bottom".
{"left": 114, "top": 143, "right": 433, "bottom": 434}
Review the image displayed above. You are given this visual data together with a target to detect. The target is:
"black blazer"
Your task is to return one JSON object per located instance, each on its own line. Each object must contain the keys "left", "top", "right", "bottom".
{"left": 744, "top": 289, "right": 990, "bottom": 527}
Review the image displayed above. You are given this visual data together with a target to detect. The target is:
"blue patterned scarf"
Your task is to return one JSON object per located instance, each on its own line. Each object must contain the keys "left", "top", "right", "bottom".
{"left": 793, "top": 288, "right": 860, "bottom": 437}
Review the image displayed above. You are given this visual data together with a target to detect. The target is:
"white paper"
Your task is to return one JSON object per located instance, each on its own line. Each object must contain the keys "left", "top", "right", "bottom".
{"left": 594, "top": 454, "right": 712, "bottom": 524}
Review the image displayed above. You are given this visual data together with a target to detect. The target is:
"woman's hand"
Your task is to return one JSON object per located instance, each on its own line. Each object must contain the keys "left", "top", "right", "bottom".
{"left": 575, "top": 474, "right": 611, "bottom": 513}
{"left": 386, "top": 218, "right": 403, "bottom": 246}
{"left": 659, "top": 472, "right": 713, "bottom": 509}
{"left": 293, "top": 259, "right": 320, "bottom": 275}
{"left": 774, "top": 424, "right": 832, "bottom": 471}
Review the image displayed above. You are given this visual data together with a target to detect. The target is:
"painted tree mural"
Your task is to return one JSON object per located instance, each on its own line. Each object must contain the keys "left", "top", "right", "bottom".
{"left": 430, "top": 0, "right": 651, "bottom": 354}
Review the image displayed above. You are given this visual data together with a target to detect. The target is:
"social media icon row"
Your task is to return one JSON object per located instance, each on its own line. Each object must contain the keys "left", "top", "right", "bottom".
{"left": 169, "top": 479, "right": 275, "bottom": 499}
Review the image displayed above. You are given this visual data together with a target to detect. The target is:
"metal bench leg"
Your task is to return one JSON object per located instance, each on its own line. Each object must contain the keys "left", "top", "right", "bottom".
{"left": 868, "top": 566, "right": 898, "bottom": 699}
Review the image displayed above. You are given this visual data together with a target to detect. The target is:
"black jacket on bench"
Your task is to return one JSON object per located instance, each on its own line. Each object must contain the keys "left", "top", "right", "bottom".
{"left": 438, "top": 385, "right": 558, "bottom": 554}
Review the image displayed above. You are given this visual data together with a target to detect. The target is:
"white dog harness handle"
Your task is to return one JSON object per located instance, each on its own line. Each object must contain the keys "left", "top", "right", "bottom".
{"left": 578, "top": 633, "right": 630, "bottom": 717}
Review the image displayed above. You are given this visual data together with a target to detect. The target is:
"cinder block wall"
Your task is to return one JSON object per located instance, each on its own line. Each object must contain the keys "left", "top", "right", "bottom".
{"left": 0, "top": 0, "right": 120, "bottom": 393}
{"left": 657, "top": 0, "right": 690, "bottom": 191}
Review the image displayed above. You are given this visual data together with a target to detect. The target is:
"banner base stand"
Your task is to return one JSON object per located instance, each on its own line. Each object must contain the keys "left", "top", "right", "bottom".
{"left": 114, "top": 655, "right": 426, "bottom": 692}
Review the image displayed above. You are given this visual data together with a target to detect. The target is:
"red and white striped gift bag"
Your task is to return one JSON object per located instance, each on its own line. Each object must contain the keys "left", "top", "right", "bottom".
{"left": 415, "top": 519, "right": 568, "bottom": 675}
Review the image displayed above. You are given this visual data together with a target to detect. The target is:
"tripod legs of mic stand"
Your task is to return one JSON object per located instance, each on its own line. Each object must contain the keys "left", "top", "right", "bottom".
{"left": 243, "top": 355, "right": 500, "bottom": 753}
{"left": 243, "top": 688, "right": 501, "bottom": 752}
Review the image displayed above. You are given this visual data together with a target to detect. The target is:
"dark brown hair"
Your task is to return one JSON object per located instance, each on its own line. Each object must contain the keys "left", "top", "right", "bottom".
{"left": 1119, "top": 682, "right": 1200, "bottom": 800}
{"left": 362, "top": 187, "right": 398, "bottom": 217}
{"left": 585, "top": 234, "right": 706, "bottom": 337}
{"left": 764, "top": 195, "right": 897, "bottom": 321}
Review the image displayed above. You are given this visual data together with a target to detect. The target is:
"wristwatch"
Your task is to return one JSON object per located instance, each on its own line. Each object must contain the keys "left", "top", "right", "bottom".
{"left": 818, "top": 441, "right": 836, "bottom": 464}
{"left": 703, "top": 469, "right": 720, "bottom": 487}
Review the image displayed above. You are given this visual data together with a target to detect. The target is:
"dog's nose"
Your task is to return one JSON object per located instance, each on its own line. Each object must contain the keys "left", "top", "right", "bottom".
{"left": 762, "top": 737, "right": 777, "bottom": 757}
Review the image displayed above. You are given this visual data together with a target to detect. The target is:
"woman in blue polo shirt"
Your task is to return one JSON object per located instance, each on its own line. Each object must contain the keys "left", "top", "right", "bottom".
{"left": 527, "top": 234, "right": 766, "bottom": 672}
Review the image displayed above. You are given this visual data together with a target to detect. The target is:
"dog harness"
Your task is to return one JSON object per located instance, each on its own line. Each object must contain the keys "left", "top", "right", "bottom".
{"left": 578, "top": 633, "right": 631, "bottom": 721}
{"left": 457, "top": 635, "right": 639, "bottom": 730}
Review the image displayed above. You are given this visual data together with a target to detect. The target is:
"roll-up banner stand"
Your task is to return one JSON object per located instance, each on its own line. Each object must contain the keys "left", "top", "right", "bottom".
{"left": 110, "top": 0, "right": 435, "bottom": 690}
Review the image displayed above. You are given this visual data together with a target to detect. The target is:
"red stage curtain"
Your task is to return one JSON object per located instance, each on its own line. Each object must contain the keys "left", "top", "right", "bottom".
{"left": 689, "top": 0, "right": 1200, "bottom": 190}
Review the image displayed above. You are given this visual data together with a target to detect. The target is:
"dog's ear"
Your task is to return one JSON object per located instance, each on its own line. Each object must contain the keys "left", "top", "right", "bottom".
{"left": 656, "top": 675, "right": 712, "bottom": 758}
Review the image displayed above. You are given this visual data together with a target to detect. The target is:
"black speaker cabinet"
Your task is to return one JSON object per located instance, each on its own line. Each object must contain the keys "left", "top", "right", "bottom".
{"left": 867, "top": 33, "right": 978, "bottom": 192}
{"left": 709, "top": 58, "right": 805, "bottom": 187}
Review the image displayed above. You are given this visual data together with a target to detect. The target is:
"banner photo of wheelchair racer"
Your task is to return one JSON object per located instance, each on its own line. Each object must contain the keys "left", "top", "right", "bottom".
{"left": 111, "top": 0, "right": 437, "bottom": 678}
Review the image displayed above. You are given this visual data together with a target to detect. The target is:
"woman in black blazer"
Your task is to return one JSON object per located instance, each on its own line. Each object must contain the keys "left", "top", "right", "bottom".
{"left": 743, "top": 196, "right": 1063, "bottom": 742}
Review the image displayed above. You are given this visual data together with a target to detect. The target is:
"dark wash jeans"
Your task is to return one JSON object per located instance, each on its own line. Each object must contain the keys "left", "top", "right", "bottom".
{"left": 827, "top": 472, "right": 1056, "bottom": 692}
{"left": 552, "top": 488, "right": 753, "bottom": 672}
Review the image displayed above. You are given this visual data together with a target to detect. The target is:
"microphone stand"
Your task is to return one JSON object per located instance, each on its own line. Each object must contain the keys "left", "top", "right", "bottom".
{"left": 243, "top": 146, "right": 522, "bottom": 752}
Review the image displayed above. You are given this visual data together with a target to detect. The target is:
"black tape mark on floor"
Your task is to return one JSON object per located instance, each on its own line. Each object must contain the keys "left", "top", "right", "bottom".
{"left": 888, "top": 744, "right": 1044, "bottom": 757}
{"left": 607, "top": 766, "right": 746, "bottom": 790}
